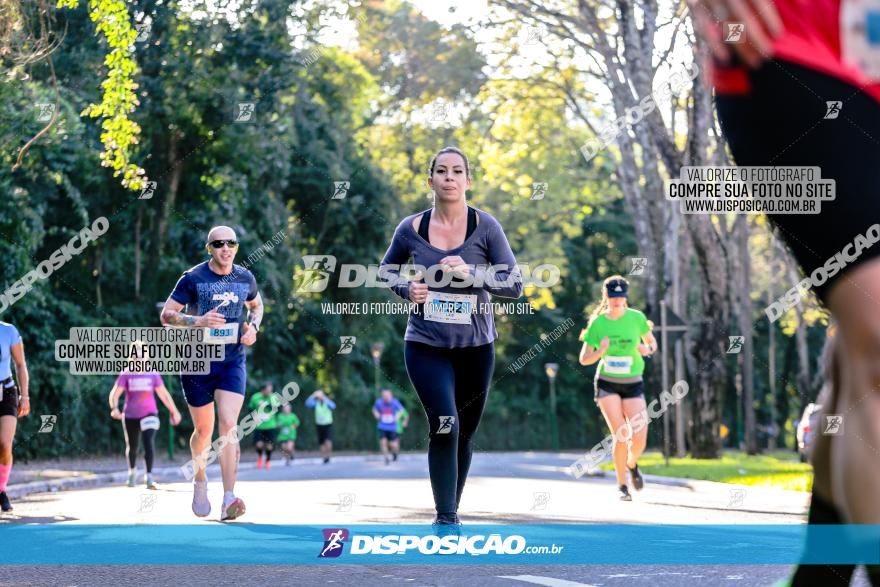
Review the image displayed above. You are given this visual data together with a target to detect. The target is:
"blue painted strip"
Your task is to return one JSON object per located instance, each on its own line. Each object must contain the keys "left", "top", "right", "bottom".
{"left": 0, "top": 525, "right": 878, "bottom": 565}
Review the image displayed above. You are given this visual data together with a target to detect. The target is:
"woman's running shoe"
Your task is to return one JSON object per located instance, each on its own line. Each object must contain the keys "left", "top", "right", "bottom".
{"left": 0, "top": 491, "right": 12, "bottom": 512}
{"left": 618, "top": 484, "right": 632, "bottom": 501}
{"left": 628, "top": 464, "right": 644, "bottom": 491}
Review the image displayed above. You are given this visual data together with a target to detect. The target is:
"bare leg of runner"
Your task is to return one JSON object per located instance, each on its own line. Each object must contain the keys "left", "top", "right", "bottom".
{"left": 188, "top": 404, "right": 215, "bottom": 482}
{"left": 0, "top": 415, "right": 17, "bottom": 510}
{"left": 597, "top": 395, "right": 628, "bottom": 487}
{"left": 215, "top": 390, "right": 244, "bottom": 495}
{"left": 622, "top": 397, "right": 648, "bottom": 468}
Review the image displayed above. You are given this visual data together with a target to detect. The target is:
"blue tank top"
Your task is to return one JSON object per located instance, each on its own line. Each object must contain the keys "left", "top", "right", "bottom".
{"left": 0, "top": 322, "right": 22, "bottom": 380}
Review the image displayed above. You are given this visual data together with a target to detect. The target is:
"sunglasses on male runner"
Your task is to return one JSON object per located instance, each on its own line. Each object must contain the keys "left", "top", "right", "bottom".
{"left": 209, "top": 239, "right": 239, "bottom": 249}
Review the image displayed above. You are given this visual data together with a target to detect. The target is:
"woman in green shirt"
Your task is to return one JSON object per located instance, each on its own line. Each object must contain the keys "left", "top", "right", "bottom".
{"left": 579, "top": 275, "right": 657, "bottom": 501}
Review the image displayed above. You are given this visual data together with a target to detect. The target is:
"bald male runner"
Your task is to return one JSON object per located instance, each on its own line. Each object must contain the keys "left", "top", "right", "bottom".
{"left": 160, "top": 226, "right": 263, "bottom": 521}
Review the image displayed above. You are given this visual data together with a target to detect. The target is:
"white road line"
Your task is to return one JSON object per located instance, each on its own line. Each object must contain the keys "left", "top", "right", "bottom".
{"left": 498, "top": 575, "right": 600, "bottom": 587}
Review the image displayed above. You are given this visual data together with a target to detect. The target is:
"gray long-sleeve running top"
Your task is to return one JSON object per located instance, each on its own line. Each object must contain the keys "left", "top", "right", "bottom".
{"left": 380, "top": 207, "right": 523, "bottom": 348}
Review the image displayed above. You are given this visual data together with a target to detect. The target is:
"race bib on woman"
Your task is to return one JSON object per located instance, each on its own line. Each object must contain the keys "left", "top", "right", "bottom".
{"left": 140, "top": 415, "right": 160, "bottom": 431}
{"left": 603, "top": 355, "right": 633, "bottom": 375}
{"left": 424, "top": 292, "right": 477, "bottom": 325}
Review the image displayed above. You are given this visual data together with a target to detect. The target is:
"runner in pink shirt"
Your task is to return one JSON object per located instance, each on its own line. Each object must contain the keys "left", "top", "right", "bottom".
{"left": 109, "top": 371, "right": 181, "bottom": 489}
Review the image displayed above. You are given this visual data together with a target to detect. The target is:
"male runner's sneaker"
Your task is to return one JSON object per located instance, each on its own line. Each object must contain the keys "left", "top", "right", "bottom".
{"left": 618, "top": 484, "right": 632, "bottom": 501}
{"left": 127, "top": 470, "right": 137, "bottom": 488}
{"left": 264, "top": 459, "right": 271, "bottom": 471}
{"left": 192, "top": 480, "right": 211, "bottom": 517}
{"left": 256, "top": 456, "right": 263, "bottom": 469}
{"left": 221, "top": 493, "right": 246, "bottom": 521}
{"left": 628, "top": 464, "right": 644, "bottom": 491}
{"left": 145, "top": 474, "right": 157, "bottom": 490}
{"left": 0, "top": 491, "right": 12, "bottom": 512}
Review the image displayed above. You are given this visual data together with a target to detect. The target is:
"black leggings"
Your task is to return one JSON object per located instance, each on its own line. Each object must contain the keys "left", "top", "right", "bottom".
{"left": 791, "top": 492, "right": 880, "bottom": 586}
{"left": 123, "top": 417, "right": 156, "bottom": 473}
{"left": 404, "top": 341, "right": 495, "bottom": 515}
{"left": 716, "top": 59, "right": 880, "bottom": 301}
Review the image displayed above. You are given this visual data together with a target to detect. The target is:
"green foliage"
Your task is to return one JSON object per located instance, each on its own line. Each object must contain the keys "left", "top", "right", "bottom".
{"left": 57, "top": 0, "right": 147, "bottom": 190}
{"left": 0, "top": 0, "right": 825, "bottom": 462}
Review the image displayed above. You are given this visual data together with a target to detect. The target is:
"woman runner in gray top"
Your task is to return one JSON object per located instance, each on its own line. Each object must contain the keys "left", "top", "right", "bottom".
{"left": 381, "top": 146, "right": 522, "bottom": 527}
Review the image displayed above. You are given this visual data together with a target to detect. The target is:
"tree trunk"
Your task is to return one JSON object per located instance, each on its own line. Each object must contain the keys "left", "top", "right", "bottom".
{"left": 787, "top": 263, "right": 812, "bottom": 414}
{"left": 736, "top": 215, "right": 757, "bottom": 453}
{"left": 94, "top": 245, "right": 103, "bottom": 307}
{"left": 134, "top": 204, "right": 142, "bottom": 300}
{"left": 156, "top": 130, "right": 182, "bottom": 255}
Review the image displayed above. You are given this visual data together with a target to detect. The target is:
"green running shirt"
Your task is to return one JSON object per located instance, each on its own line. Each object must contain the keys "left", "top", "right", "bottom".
{"left": 581, "top": 308, "right": 651, "bottom": 378}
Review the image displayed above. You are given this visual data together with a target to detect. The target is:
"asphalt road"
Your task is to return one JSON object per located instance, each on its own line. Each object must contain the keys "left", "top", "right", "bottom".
{"left": 2, "top": 451, "right": 867, "bottom": 586}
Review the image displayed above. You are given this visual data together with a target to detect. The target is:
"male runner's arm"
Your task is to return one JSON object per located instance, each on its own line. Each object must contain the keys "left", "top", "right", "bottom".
{"left": 160, "top": 298, "right": 226, "bottom": 328}
{"left": 372, "top": 403, "right": 381, "bottom": 421}
{"left": 240, "top": 292, "right": 263, "bottom": 346}
{"left": 11, "top": 341, "right": 29, "bottom": 418}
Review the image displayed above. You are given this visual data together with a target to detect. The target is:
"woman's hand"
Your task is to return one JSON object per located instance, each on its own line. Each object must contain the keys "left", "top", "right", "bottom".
{"left": 688, "top": 0, "right": 782, "bottom": 69}
{"left": 408, "top": 271, "right": 428, "bottom": 304}
{"left": 17, "top": 395, "right": 30, "bottom": 418}
{"left": 599, "top": 337, "right": 610, "bottom": 352}
{"left": 637, "top": 343, "right": 654, "bottom": 357}
{"left": 170, "top": 410, "right": 182, "bottom": 426}
{"left": 439, "top": 256, "right": 472, "bottom": 280}
{"left": 110, "top": 407, "right": 123, "bottom": 420}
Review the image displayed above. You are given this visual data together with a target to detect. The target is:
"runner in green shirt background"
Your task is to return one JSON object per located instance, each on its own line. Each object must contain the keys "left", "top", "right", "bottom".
{"left": 579, "top": 275, "right": 657, "bottom": 502}
{"left": 248, "top": 382, "right": 282, "bottom": 470}
{"left": 276, "top": 403, "right": 300, "bottom": 466}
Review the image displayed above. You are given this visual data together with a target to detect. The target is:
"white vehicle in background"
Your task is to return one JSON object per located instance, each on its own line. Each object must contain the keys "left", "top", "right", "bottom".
{"left": 796, "top": 403, "right": 823, "bottom": 463}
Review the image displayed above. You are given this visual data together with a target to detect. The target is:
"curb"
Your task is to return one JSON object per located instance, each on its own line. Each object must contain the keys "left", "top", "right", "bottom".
{"left": 6, "top": 453, "right": 426, "bottom": 500}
